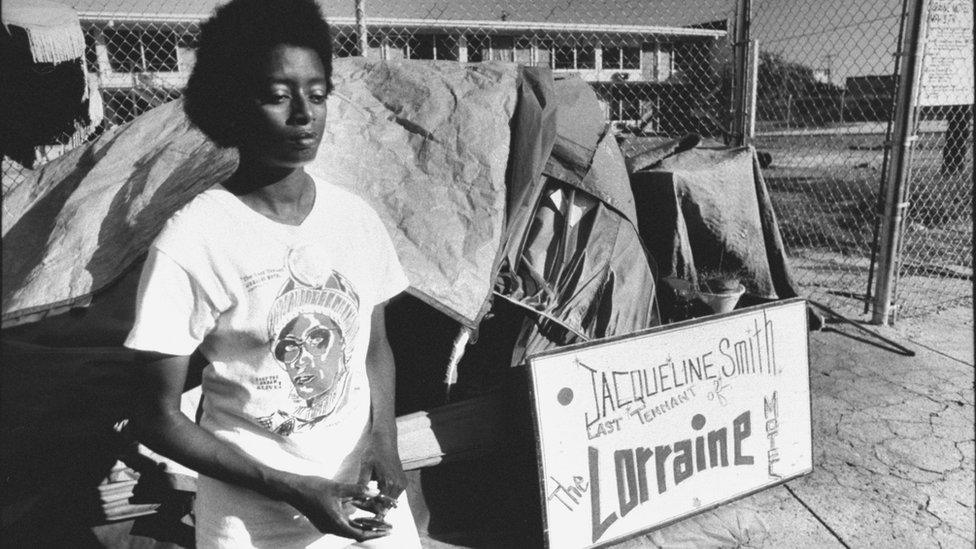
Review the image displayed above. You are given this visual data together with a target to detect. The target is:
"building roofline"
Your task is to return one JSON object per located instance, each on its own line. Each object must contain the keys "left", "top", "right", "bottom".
{"left": 78, "top": 13, "right": 728, "bottom": 38}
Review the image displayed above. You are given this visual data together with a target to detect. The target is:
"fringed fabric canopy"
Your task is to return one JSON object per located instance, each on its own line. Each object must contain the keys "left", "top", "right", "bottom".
{"left": 2, "top": 0, "right": 86, "bottom": 65}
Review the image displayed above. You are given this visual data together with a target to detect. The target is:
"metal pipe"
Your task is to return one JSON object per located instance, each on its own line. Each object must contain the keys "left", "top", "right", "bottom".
{"left": 872, "top": 0, "right": 927, "bottom": 325}
{"left": 864, "top": 0, "right": 912, "bottom": 315}
{"left": 730, "top": 0, "right": 752, "bottom": 146}
{"left": 355, "top": 0, "right": 368, "bottom": 58}
{"left": 746, "top": 39, "right": 759, "bottom": 143}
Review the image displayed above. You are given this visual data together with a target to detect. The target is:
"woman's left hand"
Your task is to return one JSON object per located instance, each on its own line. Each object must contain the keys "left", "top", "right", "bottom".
{"left": 358, "top": 431, "right": 407, "bottom": 505}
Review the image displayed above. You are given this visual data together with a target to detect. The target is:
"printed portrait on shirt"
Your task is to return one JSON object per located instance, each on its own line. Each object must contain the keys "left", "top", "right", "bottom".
{"left": 259, "top": 243, "right": 360, "bottom": 436}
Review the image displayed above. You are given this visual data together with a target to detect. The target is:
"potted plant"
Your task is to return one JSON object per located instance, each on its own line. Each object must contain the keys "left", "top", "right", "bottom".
{"left": 696, "top": 269, "right": 746, "bottom": 314}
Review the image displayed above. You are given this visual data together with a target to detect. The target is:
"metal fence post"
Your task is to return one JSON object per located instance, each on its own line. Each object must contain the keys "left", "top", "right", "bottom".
{"left": 872, "top": 0, "right": 927, "bottom": 325}
{"left": 746, "top": 38, "right": 759, "bottom": 143}
{"left": 731, "top": 0, "right": 752, "bottom": 146}
{"left": 355, "top": 0, "right": 368, "bottom": 58}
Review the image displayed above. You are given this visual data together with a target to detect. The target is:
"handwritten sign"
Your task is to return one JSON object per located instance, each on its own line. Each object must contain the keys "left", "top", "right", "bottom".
{"left": 528, "top": 299, "right": 812, "bottom": 549}
{"left": 918, "top": 0, "right": 974, "bottom": 106}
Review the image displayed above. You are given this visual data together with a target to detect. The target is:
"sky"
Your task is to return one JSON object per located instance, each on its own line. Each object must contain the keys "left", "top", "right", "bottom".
{"left": 750, "top": 0, "right": 905, "bottom": 85}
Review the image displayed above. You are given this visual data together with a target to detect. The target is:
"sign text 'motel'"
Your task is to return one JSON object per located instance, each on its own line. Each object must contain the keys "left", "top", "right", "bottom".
{"left": 529, "top": 299, "right": 812, "bottom": 549}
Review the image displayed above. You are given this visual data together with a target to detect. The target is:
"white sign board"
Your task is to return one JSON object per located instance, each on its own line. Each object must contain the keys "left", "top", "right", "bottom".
{"left": 528, "top": 299, "right": 812, "bottom": 549}
{"left": 918, "top": 0, "right": 974, "bottom": 106}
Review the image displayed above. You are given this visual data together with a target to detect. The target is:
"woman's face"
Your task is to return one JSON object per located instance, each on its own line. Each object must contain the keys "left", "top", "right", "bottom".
{"left": 239, "top": 44, "right": 329, "bottom": 168}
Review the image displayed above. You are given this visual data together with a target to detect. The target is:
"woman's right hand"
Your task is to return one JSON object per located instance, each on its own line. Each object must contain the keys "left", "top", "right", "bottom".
{"left": 286, "top": 476, "right": 390, "bottom": 542}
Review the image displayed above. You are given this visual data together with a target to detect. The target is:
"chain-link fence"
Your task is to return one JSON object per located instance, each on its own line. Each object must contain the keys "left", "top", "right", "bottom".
{"left": 3, "top": 0, "right": 971, "bottom": 321}
{"left": 4, "top": 1, "right": 736, "bottom": 194}
{"left": 896, "top": 103, "right": 973, "bottom": 316}
{"left": 750, "top": 0, "right": 904, "bottom": 318}
{"left": 750, "top": 0, "right": 972, "bottom": 319}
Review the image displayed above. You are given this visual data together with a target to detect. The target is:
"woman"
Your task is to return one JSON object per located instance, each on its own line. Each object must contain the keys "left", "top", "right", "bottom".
{"left": 124, "top": 0, "right": 419, "bottom": 546}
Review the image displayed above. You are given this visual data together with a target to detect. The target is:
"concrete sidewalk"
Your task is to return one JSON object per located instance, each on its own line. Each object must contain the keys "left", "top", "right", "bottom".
{"left": 603, "top": 304, "right": 975, "bottom": 548}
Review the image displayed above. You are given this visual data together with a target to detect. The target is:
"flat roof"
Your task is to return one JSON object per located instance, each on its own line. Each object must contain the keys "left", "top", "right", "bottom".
{"left": 78, "top": 12, "right": 726, "bottom": 38}
{"left": 66, "top": 0, "right": 728, "bottom": 36}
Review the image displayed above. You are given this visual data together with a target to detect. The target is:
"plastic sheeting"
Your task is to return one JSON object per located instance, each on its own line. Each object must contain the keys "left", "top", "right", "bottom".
{"left": 627, "top": 139, "right": 799, "bottom": 302}
{"left": 499, "top": 77, "right": 661, "bottom": 366}
{"left": 310, "top": 59, "right": 517, "bottom": 326}
{"left": 2, "top": 58, "right": 517, "bottom": 329}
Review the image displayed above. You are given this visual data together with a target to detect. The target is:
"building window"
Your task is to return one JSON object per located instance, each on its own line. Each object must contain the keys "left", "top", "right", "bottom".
{"left": 553, "top": 45, "right": 574, "bottom": 69}
{"left": 334, "top": 32, "right": 360, "bottom": 58}
{"left": 406, "top": 34, "right": 459, "bottom": 61}
{"left": 384, "top": 32, "right": 410, "bottom": 60}
{"left": 104, "top": 27, "right": 178, "bottom": 72}
{"left": 577, "top": 45, "right": 595, "bottom": 69}
{"left": 410, "top": 35, "right": 435, "bottom": 59}
{"left": 552, "top": 44, "right": 596, "bottom": 70}
{"left": 435, "top": 35, "right": 459, "bottom": 61}
{"left": 466, "top": 34, "right": 489, "bottom": 62}
{"left": 603, "top": 46, "right": 641, "bottom": 70}
{"left": 673, "top": 41, "right": 705, "bottom": 79}
{"left": 622, "top": 46, "right": 641, "bottom": 69}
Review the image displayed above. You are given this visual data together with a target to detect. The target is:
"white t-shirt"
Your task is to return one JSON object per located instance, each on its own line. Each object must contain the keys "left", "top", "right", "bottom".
{"left": 125, "top": 177, "right": 418, "bottom": 549}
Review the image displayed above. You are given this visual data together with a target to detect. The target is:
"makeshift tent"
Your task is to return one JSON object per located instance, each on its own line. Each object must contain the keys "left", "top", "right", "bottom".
{"left": 2, "top": 58, "right": 518, "bottom": 332}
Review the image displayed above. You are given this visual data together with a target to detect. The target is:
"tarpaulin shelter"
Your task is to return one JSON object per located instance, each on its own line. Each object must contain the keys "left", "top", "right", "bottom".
{"left": 619, "top": 133, "right": 818, "bottom": 326}
{"left": 2, "top": 58, "right": 519, "bottom": 331}
{"left": 0, "top": 0, "right": 99, "bottom": 169}
{"left": 496, "top": 75, "right": 660, "bottom": 367}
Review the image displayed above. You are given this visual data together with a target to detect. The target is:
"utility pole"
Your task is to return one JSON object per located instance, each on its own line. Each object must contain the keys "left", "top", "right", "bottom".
{"left": 872, "top": 0, "right": 927, "bottom": 325}
{"left": 355, "top": 0, "right": 368, "bottom": 57}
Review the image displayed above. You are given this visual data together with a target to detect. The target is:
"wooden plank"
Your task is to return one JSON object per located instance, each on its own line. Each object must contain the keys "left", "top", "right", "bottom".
{"left": 397, "top": 393, "right": 513, "bottom": 471}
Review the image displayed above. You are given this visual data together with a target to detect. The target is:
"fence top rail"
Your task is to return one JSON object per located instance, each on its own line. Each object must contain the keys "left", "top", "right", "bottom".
{"left": 77, "top": 12, "right": 728, "bottom": 37}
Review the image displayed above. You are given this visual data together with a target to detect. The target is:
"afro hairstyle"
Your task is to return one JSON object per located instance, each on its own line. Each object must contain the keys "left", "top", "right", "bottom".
{"left": 184, "top": 0, "right": 334, "bottom": 148}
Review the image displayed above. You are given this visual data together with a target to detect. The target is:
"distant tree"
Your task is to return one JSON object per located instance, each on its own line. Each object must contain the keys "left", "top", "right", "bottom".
{"left": 758, "top": 51, "right": 839, "bottom": 98}
{"left": 757, "top": 51, "right": 843, "bottom": 125}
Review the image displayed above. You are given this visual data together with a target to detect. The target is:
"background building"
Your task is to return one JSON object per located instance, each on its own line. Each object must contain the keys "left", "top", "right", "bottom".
{"left": 76, "top": 1, "right": 730, "bottom": 132}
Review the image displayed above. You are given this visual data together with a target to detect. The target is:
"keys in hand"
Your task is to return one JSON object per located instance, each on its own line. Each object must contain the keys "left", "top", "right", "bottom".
{"left": 350, "top": 482, "right": 397, "bottom": 532}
